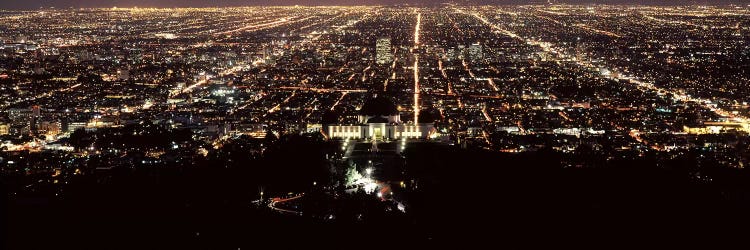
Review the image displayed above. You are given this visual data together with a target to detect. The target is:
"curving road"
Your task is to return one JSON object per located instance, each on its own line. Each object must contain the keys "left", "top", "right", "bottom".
{"left": 268, "top": 194, "right": 304, "bottom": 215}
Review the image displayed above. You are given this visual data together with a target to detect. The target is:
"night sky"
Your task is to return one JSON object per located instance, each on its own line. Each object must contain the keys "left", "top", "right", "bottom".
{"left": 0, "top": 0, "right": 747, "bottom": 10}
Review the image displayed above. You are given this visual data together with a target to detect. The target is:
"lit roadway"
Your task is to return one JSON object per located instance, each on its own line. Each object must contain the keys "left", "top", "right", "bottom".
{"left": 268, "top": 194, "right": 304, "bottom": 215}
{"left": 1, "top": 82, "right": 82, "bottom": 109}
{"left": 384, "top": 57, "right": 399, "bottom": 92}
{"left": 414, "top": 11, "right": 422, "bottom": 45}
{"left": 463, "top": 8, "right": 750, "bottom": 131}
{"left": 0, "top": 11, "right": 37, "bottom": 22}
{"left": 642, "top": 14, "right": 707, "bottom": 30}
{"left": 277, "top": 86, "right": 368, "bottom": 93}
{"left": 175, "top": 65, "right": 247, "bottom": 97}
{"left": 572, "top": 23, "right": 622, "bottom": 38}
{"left": 218, "top": 9, "right": 372, "bottom": 121}
{"left": 531, "top": 11, "right": 623, "bottom": 38}
{"left": 330, "top": 92, "right": 348, "bottom": 111}
{"left": 265, "top": 91, "right": 297, "bottom": 116}
{"left": 413, "top": 56, "right": 420, "bottom": 123}
{"left": 413, "top": 10, "right": 422, "bottom": 124}
{"left": 481, "top": 105, "right": 493, "bottom": 122}
{"left": 216, "top": 17, "right": 298, "bottom": 35}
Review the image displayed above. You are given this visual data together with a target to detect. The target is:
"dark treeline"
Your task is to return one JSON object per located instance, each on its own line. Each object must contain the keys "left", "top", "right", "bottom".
{"left": 403, "top": 142, "right": 750, "bottom": 246}
{"left": 5, "top": 136, "right": 750, "bottom": 248}
{"left": 3, "top": 132, "right": 348, "bottom": 249}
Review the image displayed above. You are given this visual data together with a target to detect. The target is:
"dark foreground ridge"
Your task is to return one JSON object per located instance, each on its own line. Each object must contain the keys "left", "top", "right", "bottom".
{"left": 5, "top": 137, "right": 750, "bottom": 248}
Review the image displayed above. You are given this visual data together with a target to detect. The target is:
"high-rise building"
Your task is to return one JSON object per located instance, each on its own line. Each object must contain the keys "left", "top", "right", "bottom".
{"left": 31, "top": 105, "right": 41, "bottom": 117}
{"left": 445, "top": 48, "right": 458, "bottom": 61}
{"left": 468, "top": 42, "right": 483, "bottom": 61}
{"left": 8, "top": 108, "right": 31, "bottom": 124}
{"left": 376, "top": 38, "right": 393, "bottom": 65}
{"left": 0, "top": 123, "right": 9, "bottom": 135}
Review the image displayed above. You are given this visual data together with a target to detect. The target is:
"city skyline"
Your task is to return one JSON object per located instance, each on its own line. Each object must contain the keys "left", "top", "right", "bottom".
{"left": 1, "top": 0, "right": 749, "bottom": 10}
{"left": 2, "top": 3, "right": 750, "bottom": 248}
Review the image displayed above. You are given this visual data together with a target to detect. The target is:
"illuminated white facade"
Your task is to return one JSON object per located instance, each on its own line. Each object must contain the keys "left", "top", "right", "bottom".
{"left": 327, "top": 95, "right": 434, "bottom": 140}
{"left": 329, "top": 125, "right": 362, "bottom": 138}
{"left": 328, "top": 123, "right": 433, "bottom": 140}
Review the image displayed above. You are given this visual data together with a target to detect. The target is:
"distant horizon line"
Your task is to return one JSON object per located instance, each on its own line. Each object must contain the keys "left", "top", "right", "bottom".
{"left": 1, "top": 3, "right": 748, "bottom": 11}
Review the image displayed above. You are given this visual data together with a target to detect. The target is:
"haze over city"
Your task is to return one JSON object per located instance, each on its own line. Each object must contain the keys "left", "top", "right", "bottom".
{"left": 2, "top": 0, "right": 750, "bottom": 248}
{"left": 1, "top": 0, "right": 749, "bottom": 9}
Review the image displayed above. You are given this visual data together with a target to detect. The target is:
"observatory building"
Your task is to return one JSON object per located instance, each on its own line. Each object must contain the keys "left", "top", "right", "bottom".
{"left": 326, "top": 95, "right": 434, "bottom": 140}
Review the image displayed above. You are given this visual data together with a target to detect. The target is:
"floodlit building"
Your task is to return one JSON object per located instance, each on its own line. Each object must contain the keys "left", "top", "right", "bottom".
{"left": 327, "top": 95, "right": 434, "bottom": 140}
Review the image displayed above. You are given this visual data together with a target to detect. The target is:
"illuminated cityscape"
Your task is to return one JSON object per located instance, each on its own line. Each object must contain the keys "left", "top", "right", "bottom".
{"left": 3, "top": 3, "right": 750, "bottom": 248}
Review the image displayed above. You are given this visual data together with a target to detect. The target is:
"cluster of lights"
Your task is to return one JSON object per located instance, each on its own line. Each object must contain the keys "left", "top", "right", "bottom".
{"left": 341, "top": 138, "right": 350, "bottom": 151}
{"left": 350, "top": 167, "right": 378, "bottom": 194}
{"left": 364, "top": 181, "right": 378, "bottom": 194}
